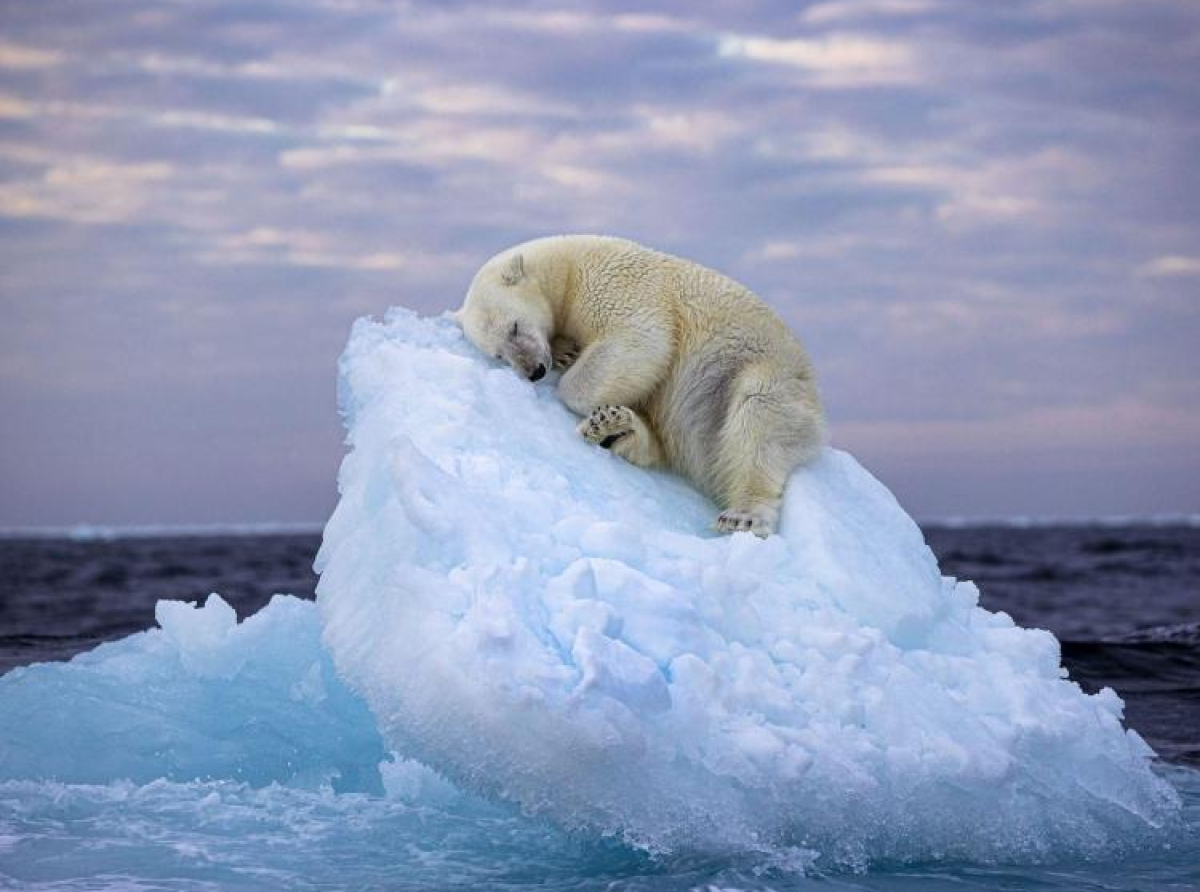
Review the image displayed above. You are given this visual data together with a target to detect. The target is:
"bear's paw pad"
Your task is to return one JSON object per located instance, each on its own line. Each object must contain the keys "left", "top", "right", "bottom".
{"left": 579, "top": 405, "right": 635, "bottom": 449}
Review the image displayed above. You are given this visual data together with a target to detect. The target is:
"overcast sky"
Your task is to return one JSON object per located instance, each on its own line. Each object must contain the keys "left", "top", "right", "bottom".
{"left": 1, "top": 0, "right": 1198, "bottom": 526}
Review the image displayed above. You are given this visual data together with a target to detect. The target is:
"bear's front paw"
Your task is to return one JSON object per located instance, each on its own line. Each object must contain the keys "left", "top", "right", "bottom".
{"left": 715, "top": 509, "right": 774, "bottom": 537}
{"left": 578, "top": 405, "right": 635, "bottom": 449}
{"left": 551, "top": 336, "right": 581, "bottom": 371}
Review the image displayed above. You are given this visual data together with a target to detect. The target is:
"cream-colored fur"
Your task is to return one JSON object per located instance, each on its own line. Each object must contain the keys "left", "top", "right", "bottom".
{"left": 456, "top": 235, "right": 826, "bottom": 536}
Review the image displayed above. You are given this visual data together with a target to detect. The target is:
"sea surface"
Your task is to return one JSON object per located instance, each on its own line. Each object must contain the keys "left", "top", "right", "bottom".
{"left": 1, "top": 524, "right": 1198, "bottom": 890}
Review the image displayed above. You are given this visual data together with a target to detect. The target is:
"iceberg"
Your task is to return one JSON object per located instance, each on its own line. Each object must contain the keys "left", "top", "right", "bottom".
{"left": 314, "top": 308, "right": 1180, "bottom": 864}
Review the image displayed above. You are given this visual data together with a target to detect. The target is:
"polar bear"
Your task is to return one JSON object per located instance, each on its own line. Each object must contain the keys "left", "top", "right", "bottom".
{"left": 456, "top": 235, "right": 826, "bottom": 536}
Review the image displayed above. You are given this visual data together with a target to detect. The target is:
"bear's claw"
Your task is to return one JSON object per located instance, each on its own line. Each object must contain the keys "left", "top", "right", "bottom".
{"left": 715, "top": 509, "right": 774, "bottom": 537}
{"left": 551, "top": 336, "right": 581, "bottom": 371}
{"left": 579, "top": 405, "right": 635, "bottom": 449}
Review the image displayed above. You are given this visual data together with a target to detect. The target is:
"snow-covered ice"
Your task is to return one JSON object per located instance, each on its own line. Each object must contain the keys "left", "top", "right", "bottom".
{"left": 313, "top": 308, "right": 1180, "bottom": 863}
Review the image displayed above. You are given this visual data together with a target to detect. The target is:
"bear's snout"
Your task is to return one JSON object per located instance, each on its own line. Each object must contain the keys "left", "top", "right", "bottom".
{"left": 506, "top": 331, "right": 551, "bottom": 383}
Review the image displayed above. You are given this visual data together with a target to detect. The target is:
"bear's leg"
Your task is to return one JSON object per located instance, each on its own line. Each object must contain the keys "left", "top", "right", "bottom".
{"left": 713, "top": 367, "right": 824, "bottom": 537}
{"left": 557, "top": 336, "right": 670, "bottom": 417}
{"left": 578, "top": 405, "right": 664, "bottom": 468}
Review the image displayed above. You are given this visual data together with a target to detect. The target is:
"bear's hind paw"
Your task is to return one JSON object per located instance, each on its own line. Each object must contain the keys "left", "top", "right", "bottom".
{"left": 579, "top": 405, "right": 635, "bottom": 449}
{"left": 715, "top": 509, "right": 774, "bottom": 537}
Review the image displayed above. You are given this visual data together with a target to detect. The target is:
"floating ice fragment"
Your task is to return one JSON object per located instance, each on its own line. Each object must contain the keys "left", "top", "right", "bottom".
{"left": 0, "top": 595, "right": 385, "bottom": 792}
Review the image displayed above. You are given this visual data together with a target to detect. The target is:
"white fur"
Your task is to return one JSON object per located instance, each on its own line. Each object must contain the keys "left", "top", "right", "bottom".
{"left": 457, "top": 235, "right": 827, "bottom": 535}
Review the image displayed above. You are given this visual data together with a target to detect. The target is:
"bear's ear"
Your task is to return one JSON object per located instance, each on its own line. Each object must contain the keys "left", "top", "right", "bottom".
{"left": 499, "top": 253, "right": 526, "bottom": 286}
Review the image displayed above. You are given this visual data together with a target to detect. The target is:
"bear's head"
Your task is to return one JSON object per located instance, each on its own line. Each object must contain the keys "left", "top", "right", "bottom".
{"left": 456, "top": 252, "right": 553, "bottom": 382}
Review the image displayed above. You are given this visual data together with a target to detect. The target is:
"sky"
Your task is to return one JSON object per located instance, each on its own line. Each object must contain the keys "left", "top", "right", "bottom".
{"left": 1, "top": 0, "right": 1198, "bottom": 526}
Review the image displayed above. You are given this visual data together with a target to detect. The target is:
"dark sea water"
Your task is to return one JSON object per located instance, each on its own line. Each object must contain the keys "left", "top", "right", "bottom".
{"left": 3, "top": 525, "right": 1197, "bottom": 766}
{"left": 1, "top": 524, "right": 1198, "bottom": 891}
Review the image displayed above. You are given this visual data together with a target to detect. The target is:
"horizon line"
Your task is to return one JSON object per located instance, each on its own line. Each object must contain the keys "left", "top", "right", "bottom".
{"left": 1, "top": 514, "right": 1198, "bottom": 540}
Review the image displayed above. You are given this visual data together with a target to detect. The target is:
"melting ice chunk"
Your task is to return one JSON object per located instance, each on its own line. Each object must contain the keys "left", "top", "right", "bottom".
{"left": 0, "top": 595, "right": 385, "bottom": 792}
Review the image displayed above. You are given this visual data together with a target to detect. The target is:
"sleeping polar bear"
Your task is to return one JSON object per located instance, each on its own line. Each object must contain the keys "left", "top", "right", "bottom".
{"left": 456, "top": 235, "right": 826, "bottom": 536}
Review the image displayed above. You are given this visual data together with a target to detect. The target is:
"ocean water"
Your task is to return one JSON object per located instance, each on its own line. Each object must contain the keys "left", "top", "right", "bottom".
{"left": 1, "top": 524, "right": 1197, "bottom": 891}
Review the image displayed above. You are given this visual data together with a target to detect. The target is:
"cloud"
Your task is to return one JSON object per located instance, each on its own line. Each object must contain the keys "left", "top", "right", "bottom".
{"left": 201, "top": 227, "right": 410, "bottom": 271}
{"left": 0, "top": 42, "right": 63, "bottom": 70}
{"left": 838, "top": 398, "right": 1200, "bottom": 467}
{"left": 717, "top": 32, "right": 923, "bottom": 86}
{"left": 0, "top": 93, "right": 34, "bottom": 119}
{"left": 0, "top": 157, "right": 174, "bottom": 224}
{"left": 463, "top": 9, "right": 694, "bottom": 37}
{"left": 800, "top": 0, "right": 939, "bottom": 26}
{"left": 1138, "top": 255, "right": 1200, "bottom": 278}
